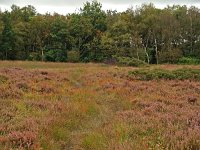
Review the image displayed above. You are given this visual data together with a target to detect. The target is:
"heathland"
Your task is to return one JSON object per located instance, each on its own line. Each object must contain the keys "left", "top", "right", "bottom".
{"left": 0, "top": 61, "right": 199, "bottom": 149}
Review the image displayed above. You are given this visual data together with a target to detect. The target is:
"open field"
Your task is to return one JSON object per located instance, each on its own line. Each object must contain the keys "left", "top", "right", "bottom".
{"left": 0, "top": 61, "right": 200, "bottom": 150}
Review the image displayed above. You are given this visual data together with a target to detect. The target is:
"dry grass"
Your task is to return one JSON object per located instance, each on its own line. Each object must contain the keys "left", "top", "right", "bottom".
{"left": 0, "top": 61, "right": 199, "bottom": 150}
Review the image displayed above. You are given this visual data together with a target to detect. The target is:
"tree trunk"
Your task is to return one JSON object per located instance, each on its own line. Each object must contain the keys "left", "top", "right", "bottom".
{"left": 5, "top": 50, "right": 8, "bottom": 60}
{"left": 136, "top": 46, "right": 140, "bottom": 60}
{"left": 155, "top": 38, "right": 159, "bottom": 64}
{"left": 41, "top": 49, "right": 44, "bottom": 61}
{"left": 137, "top": 51, "right": 140, "bottom": 60}
{"left": 78, "top": 38, "right": 81, "bottom": 50}
{"left": 143, "top": 34, "right": 150, "bottom": 64}
{"left": 144, "top": 46, "right": 150, "bottom": 64}
{"left": 189, "top": 13, "right": 194, "bottom": 54}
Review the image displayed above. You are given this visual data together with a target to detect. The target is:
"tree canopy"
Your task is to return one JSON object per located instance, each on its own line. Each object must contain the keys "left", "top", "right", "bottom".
{"left": 1, "top": 1, "right": 200, "bottom": 64}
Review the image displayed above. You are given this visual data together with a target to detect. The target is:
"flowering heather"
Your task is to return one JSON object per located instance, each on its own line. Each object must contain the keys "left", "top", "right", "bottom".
{"left": 0, "top": 61, "right": 199, "bottom": 149}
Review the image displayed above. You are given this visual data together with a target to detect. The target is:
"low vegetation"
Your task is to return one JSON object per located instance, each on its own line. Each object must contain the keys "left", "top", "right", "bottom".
{"left": 0, "top": 61, "right": 199, "bottom": 149}
{"left": 129, "top": 68, "right": 200, "bottom": 81}
{"left": 178, "top": 57, "right": 200, "bottom": 65}
{"left": 0, "top": 74, "right": 8, "bottom": 84}
{"left": 114, "top": 56, "right": 147, "bottom": 67}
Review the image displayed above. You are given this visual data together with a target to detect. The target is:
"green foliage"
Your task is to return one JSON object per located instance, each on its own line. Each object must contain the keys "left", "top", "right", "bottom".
{"left": 81, "top": 1, "right": 107, "bottom": 32}
{"left": 79, "top": 1, "right": 107, "bottom": 61}
{"left": 129, "top": 68, "right": 200, "bottom": 80}
{"left": 178, "top": 57, "right": 200, "bottom": 65}
{"left": 1, "top": 1, "right": 200, "bottom": 64}
{"left": 67, "top": 50, "right": 80, "bottom": 62}
{"left": 130, "top": 69, "right": 175, "bottom": 80}
{"left": 1, "top": 11, "right": 15, "bottom": 60}
{"left": 159, "top": 48, "right": 183, "bottom": 63}
{"left": 28, "top": 52, "right": 41, "bottom": 61}
{"left": 114, "top": 56, "right": 147, "bottom": 67}
{"left": 50, "top": 17, "right": 72, "bottom": 50}
{"left": 44, "top": 50, "right": 67, "bottom": 62}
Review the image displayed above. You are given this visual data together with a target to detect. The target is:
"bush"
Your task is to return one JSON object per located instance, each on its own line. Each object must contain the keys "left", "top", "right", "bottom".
{"left": 130, "top": 69, "right": 175, "bottom": 80}
{"left": 129, "top": 68, "right": 200, "bottom": 81}
{"left": 178, "top": 57, "right": 200, "bottom": 65}
{"left": 114, "top": 56, "right": 147, "bottom": 67}
{"left": 159, "top": 48, "right": 183, "bottom": 63}
{"left": 16, "top": 51, "right": 27, "bottom": 60}
{"left": 0, "top": 75, "right": 8, "bottom": 84}
{"left": 173, "top": 68, "right": 200, "bottom": 80}
{"left": 44, "top": 50, "right": 67, "bottom": 62}
{"left": 67, "top": 50, "right": 80, "bottom": 62}
{"left": 104, "top": 58, "right": 117, "bottom": 65}
{"left": 28, "top": 52, "right": 41, "bottom": 61}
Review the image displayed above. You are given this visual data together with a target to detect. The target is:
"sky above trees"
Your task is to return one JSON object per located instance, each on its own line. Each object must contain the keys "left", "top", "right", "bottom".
{"left": 0, "top": 0, "right": 200, "bottom": 14}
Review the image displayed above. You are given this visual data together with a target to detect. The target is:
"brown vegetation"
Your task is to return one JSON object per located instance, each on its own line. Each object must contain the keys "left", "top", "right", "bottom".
{"left": 0, "top": 61, "right": 199, "bottom": 149}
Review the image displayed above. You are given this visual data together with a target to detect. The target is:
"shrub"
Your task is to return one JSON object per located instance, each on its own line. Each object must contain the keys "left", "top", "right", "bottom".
{"left": 104, "top": 58, "right": 117, "bottom": 65}
{"left": 44, "top": 50, "right": 67, "bottom": 62}
{"left": 67, "top": 50, "right": 80, "bottom": 62}
{"left": 28, "top": 52, "right": 41, "bottom": 61}
{"left": 16, "top": 82, "right": 29, "bottom": 92}
{"left": 0, "top": 75, "right": 8, "bottom": 84}
{"left": 114, "top": 56, "right": 147, "bottom": 67}
{"left": 129, "top": 68, "right": 200, "bottom": 81}
{"left": 8, "top": 131, "right": 37, "bottom": 149}
{"left": 130, "top": 69, "right": 175, "bottom": 80}
{"left": 159, "top": 48, "right": 183, "bottom": 63}
{"left": 173, "top": 68, "right": 200, "bottom": 80}
{"left": 178, "top": 57, "right": 200, "bottom": 65}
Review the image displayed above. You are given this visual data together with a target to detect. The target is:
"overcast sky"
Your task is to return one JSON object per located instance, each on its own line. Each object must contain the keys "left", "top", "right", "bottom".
{"left": 0, "top": 0, "right": 200, "bottom": 14}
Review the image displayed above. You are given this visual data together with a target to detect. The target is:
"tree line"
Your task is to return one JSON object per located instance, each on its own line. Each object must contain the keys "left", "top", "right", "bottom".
{"left": 0, "top": 1, "right": 200, "bottom": 64}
